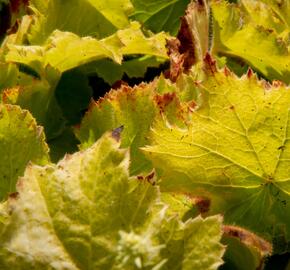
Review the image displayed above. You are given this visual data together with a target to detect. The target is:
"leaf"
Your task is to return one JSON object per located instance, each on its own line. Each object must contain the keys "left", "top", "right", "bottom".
{"left": 76, "top": 74, "right": 199, "bottom": 175}
{"left": 5, "top": 30, "right": 121, "bottom": 74}
{"left": 2, "top": 66, "right": 66, "bottom": 140}
{"left": 166, "top": 0, "right": 210, "bottom": 82}
{"left": 130, "top": 0, "right": 191, "bottom": 35}
{"left": 77, "top": 83, "right": 157, "bottom": 175}
{"left": 221, "top": 225, "right": 272, "bottom": 270}
{"left": 0, "top": 133, "right": 225, "bottom": 269}
{"left": 3, "top": 14, "right": 169, "bottom": 151}
{"left": 0, "top": 104, "right": 49, "bottom": 201}
{"left": 211, "top": 0, "right": 290, "bottom": 83}
{"left": 28, "top": 0, "right": 133, "bottom": 44}
{"left": 48, "top": 127, "right": 80, "bottom": 163}
{"left": 6, "top": 22, "right": 169, "bottom": 74}
{"left": 86, "top": 56, "right": 165, "bottom": 85}
{"left": 55, "top": 69, "right": 92, "bottom": 125}
{"left": 0, "top": 63, "right": 18, "bottom": 91}
{"left": 143, "top": 59, "right": 290, "bottom": 252}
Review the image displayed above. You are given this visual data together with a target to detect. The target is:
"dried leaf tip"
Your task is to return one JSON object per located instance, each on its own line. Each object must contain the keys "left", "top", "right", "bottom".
{"left": 272, "top": 80, "right": 284, "bottom": 88}
{"left": 193, "top": 196, "right": 211, "bottom": 214}
{"left": 247, "top": 68, "right": 254, "bottom": 78}
{"left": 223, "top": 66, "right": 231, "bottom": 76}
{"left": 204, "top": 53, "right": 217, "bottom": 74}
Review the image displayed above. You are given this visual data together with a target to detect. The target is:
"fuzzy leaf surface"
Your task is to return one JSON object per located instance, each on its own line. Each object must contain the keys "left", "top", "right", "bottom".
{"left": 0, "top": 133, "right": 225, "bottom": 269}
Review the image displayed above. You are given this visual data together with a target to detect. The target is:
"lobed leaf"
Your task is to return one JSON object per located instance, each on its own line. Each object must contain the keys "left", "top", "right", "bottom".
{"left": 143, "top": 59, "right": 290, "bottom": 252}
{"left": 0, "top": 133, "right": 225, "bottom": 270}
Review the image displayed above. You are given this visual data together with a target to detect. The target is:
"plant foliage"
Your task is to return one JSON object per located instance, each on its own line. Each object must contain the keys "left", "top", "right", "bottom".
{"left": 0, "top": 0, "right": 289, "bottom": 269}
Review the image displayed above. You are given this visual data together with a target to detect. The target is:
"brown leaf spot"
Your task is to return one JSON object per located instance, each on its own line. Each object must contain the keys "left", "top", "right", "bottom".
{"left": 278, "top": 145, "right": 286, "bottom": 151}
{"left": 8, "top": 192, "right": 19, "bottom": 200}
{"left": 192, "top": 196, "right": 211, "bottom": 214}
{"left": 16, "top": 177, "right": 25, "bottom": 190}
{"left": 136, "top": 171, "right": 156, "bottom": 185}
{"left": 177, "top": 16, "right": 196, "bottom": 71}
{"left": 166, "top": 38, "right": 185, "bottom": 82}
{"left": 262, "top": 80, "right": 272, "bottom": 90}
{"left": 154, "top": 92, "right": 177, "bottom": 113}
{"left": 7, "top": 19, "right": 20, "bottom": 35}
{"left": 188, "top": 100, "right": 197, "bottom": 112}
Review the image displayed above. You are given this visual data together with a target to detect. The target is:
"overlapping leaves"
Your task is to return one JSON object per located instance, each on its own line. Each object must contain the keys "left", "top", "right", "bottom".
{"left": 76, "top": 74, "right": 199, "bottom": 174}
{"left": 1, "top": 0, "right": 171, "bottom": 147}
{"left": 0, "top": 0, "right": 287, "bottom": 269}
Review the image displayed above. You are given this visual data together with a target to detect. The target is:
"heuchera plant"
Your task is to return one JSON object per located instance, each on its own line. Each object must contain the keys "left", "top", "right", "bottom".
{"left": 0, "top": 0, "right": 288, "bottom": 269}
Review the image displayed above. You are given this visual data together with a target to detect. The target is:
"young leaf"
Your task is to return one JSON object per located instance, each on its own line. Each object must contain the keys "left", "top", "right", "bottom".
{"left": 0, "top": 133, "right": 225, "bottom": 269}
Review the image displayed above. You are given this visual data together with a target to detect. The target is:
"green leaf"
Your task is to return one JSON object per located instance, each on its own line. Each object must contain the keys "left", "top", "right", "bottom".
{"left": 2, "top": 66, "right": 66, "bottom": 140}
{"left": 6, "top": 22, "right": 169, "bottom": 74}
{"left": 211, "top": 0, "right": 290, "bottom": 83}
{"left": 158, "top": 214, "right": 225, "bottom": 270}
{"left": 85, "top": 56, "right": 165, "bottom": 85}
{"left": 4, "top": 20, "right": 169, "bottom": 143}
{"left": 6, "top": 30, "right": 122, "bottom": 74}
{"left": 0, "top": 133, "right": 225, "bottom": 269}
{"left": 221, "top": 225, "right": 272, "bottom": 270}
{"left": 77, "top": 83, "right": 157, "bottom": 175}
{"left": 76, "top": 74, "right": 198, "bottom": 175}
{"left": 130, "top": 0, "right": 191, "bottom": 35}
{"left": 0, "top": 104, "right": 49, "bottom": 201}
{"left": 28, "top": 0, "right": 133, "bottom": 44}
{"left": 0, "top": 63, "right": 18, "bottom": 91}
{"left": 143, "top": 62, "right": 290, "bottom": 252}
{"left": 48, "top": 127, "right": 80, "bottom": 163}
{"left": 55, "top": 69, "right": 92, "bottom": 125}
